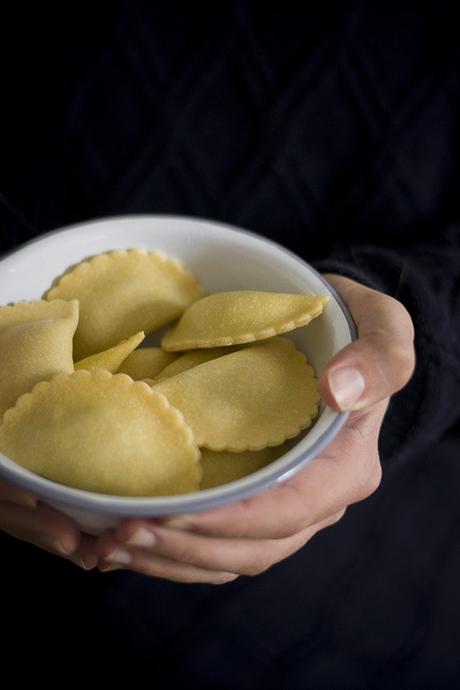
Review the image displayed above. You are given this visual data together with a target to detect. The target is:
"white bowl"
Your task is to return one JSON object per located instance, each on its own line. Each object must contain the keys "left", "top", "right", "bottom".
{"left": 0, "top": 215, "right": 355, "bottom": 534}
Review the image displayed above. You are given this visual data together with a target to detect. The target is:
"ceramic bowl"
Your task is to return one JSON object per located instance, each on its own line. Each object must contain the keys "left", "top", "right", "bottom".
{"left": 0, "top": 216, "right": 355, "bottom": 534}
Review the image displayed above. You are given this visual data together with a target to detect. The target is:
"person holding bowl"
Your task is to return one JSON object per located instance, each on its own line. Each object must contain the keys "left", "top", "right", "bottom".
{"left": 0, "top": 2, "right": 458, "bottom": 687}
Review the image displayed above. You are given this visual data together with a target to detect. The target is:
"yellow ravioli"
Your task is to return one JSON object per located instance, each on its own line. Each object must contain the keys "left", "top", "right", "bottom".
{"left": 118, "top": 347, "right": 177, "bottom": 380}
{"left": 75, "top": 331, "right": 145, "bottom": 372}
{"left": 200, "top": 446, "right": 287, "bottom": 490}
{"left": 154, "top": 346, "right": 241, "bottom": 381}
{"left": 45, "top": 249, "right": 204, "bottom": 359}
{"left": 0, "top": 370, "right": 201, "bottom": 497}
{"left": 153, "top": 338, "right": 320, "bottom": 451}
{"left": 0, "top": 300, "right": 78, "bottom": 419}
{"left": 161, "top": 290, "right": 329, "bottom": 351}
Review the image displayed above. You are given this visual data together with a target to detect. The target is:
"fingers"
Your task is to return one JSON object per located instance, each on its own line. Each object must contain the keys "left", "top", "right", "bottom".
{"left": 0, "top": 479, "right": 99, "bottom": 569}
{"left": 67, "top": 533, "right": 100, "bottom": 570}
{"left": 171, "top": 401, "right": 381, "bottom": 542}
{"left": 125, "top": 404, "right": 383, "bottom": 542}
{"left": 320, "top": 274, "right": 416, "bottom": 411}
{"left": 97, "top": 510, "right": 345, "bottom": 582}
{"left": 0, "top": 478, "right": 38, "bottom": 508}
{"left": 0, "top": 500, "right": 81, "bottom": 557}
{"left": 92, "top": 381, "right": 383, "bottom": 583}
{"left": 103, "top": 552, "right": 239, "bottom": 585}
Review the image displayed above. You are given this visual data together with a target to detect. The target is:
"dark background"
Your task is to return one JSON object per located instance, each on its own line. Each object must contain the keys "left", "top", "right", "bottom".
{"left": 1, "top": 3, "right": 459, "bottom": 687}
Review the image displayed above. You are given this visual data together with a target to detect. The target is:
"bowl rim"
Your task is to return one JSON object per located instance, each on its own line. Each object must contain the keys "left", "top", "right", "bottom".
{"left": 0, "top": 214, "right": 357, "bottom": 515}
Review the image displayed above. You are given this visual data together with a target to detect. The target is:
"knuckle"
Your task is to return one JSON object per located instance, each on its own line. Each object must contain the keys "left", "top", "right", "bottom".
{"left": 392, "top": 299, "right": 415, "bottom": 340}
{"left": 281, "top": 519, "right": 306, "bottom": 539}
{"left": 385, "top": 339, "right": 416, "bottom": 388}
{"left": 380, "top": 296, "right": 416, "bottom": 374}
{"left": 359, "top": 460, "right": 382, "bottom": 500}
{"left": 280, "top": 504, "right": 315, "bottom": 537}
{"left": 244, "top": 565, "right": 265, "bottom": 577}
{"left": 382, "top": 293, "right": 411, "bottom": 322}
{"left": 353, "top": 453, "right": 382, "bottom": 501}
{"left": 244, "top": 558, "right": 274, "bottom": 577}
{"left": 159, "top": 540, "right": 197, "bottom": 566}
{"left": 263, "top": 516, "right": 306, "bottom": 540}
{"left": 278, "top": 486, "right": 315, "bottom": 537}
{"left": 331, "top": 508, "right": 347, "bottom": 524}
{"left": 174, "top": 548, "right": 195, "bottom": 565}
{"left": 371, "top": 462, "right": 383, "bottom": 491}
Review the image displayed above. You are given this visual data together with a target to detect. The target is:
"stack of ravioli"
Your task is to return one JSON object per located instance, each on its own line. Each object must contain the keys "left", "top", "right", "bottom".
{"left": 0, "top": 250, "right": 328, "bottom": 496}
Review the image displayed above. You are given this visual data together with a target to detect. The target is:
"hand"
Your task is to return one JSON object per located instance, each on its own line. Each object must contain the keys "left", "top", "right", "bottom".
{"left": 95, "top": 274, "right": 415, "bottom": 583}
{"left": 0, "top": 478, "right": 99, "bottom": 570}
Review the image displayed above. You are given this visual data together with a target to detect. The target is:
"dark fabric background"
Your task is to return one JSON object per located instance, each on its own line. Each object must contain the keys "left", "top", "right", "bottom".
{"left": 1, "top": 3, "right": 459, "bottom": 687}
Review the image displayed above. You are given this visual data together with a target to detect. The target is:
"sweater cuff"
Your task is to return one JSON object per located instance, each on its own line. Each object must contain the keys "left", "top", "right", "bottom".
{"left": 311, "top": 259, "right": 387, "bottom": 294}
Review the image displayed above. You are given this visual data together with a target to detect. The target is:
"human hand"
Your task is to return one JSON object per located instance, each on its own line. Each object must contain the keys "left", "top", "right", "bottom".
{"left": 95, "top": 274, "right": 415, "bottom": 583}
{"left": 0, "top": 478, "right": 99, "bottom": 570}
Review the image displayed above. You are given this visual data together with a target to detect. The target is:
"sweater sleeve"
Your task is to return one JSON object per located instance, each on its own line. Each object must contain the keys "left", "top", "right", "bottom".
{"left": 311, "top": 225, "right": 460, "bottom": 464}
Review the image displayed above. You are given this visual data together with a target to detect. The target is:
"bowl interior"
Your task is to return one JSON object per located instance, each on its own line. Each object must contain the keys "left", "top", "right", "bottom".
{"left": 0, "top": 216, "right": 353, "bottom": 518}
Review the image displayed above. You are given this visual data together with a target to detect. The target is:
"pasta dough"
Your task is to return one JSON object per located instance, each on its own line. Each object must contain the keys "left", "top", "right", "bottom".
{"left": 0, "top": 370, "right": 201, "bottom": 496}
{"left": 0, "top": 300, "right": 78, "bottom": 419}
{"left": 200, "top": 446, "right": 287, "bottom": 490}
{"left": 118, "top": 347, "right": 177, "bottom": 380}
{"left": 75, "top": 331, "right": 145, "bottom": 372}
{"left": 45, "top": 249, "right": 204, "bottom": 359}
{"left": 0, "top": 246, "right": 328, "bottom": 497}
{"left": 153, "top": 338, "right": 320, "bottom": 451}
{"left": 154, "top": 346, "right": 241, "bottom": 381}
{"left": 162, "top": 290, "right": 329, "bottom": 351}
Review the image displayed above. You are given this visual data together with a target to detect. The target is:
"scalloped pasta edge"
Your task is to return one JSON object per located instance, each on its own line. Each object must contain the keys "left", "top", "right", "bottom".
{"left": 197, "top": 411, "right": 319, "bottom": 452}
{"left": 161, "top": 298, "right": 329, "bottom": 352}
{"left": 1, "top": 370, "right": 202, "bottom": 479}
{"left": 155, "top": 338, "right": 320, "bottom": 452}
{"left": 44, "top": 249, "right": 204, "bottom": 301}
{"left": 0, "top": 298, "right": 79, "bottom": 322}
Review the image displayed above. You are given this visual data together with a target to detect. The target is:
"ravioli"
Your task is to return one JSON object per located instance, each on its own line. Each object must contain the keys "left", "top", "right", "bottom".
{"left": 154, "top": 346, "right": 241, "bottom": 381}
{"left": 153, "top": 338, "right": 320, "bottom": 451}
{"left": 117, "top": 347, "right": 177, "bottom": 380}
{"left": 200, "top": 446, "right": 287, "bottom": 490}
{"left": 75, "top": 331, "right": 145, "bottom": 372}
{"left": 161, "top": 290, "right": 329, "bottom": 351}
{"left": 45, "top": 249, "right": 204, "bottom": 359}
{"left": 0, "top": 245, "right": 330, "bottom": 498}
{"left": 0, "top": 300, "right": 78, "bottom": 419}
{"left": 0, "top": 370, "right": 201, "bottom": 497}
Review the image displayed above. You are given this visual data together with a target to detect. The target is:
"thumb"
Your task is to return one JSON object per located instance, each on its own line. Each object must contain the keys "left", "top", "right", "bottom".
{"left": 319, "top": 274, "right": 416, "bottom": 411}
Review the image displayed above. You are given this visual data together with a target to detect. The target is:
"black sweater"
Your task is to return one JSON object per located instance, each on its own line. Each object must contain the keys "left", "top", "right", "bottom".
{"left": 1, "top": 4, "right": 460, "bottom": 687}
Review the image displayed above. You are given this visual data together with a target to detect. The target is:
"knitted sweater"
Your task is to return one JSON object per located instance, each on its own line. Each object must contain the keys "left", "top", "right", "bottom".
{"left": 0, "top": 4, "right": 459, "bottom": 686}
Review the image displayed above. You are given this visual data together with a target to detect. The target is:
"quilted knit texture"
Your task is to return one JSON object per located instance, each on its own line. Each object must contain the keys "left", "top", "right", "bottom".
{"left": 0, "top": 2, "right": 460, "bottom": 687}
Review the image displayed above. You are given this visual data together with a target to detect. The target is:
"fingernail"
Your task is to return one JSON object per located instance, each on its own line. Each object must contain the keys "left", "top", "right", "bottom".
{"left": 77, "top": 557, "right": 92, "bottom": 571}
{"left": 126, "top": 527, "right": 156, "bottom": 548}
{"left": 162, "top": 516, "right": 193, "bottom": 530}
{"left": 56, "top": 539, "right": 75, "bottom": 556}
{"left": 16, "top": 494, "right": 38, "bottom": 509}
{"left": 328, "top": 367, "right": 365, "bottom": 410}
{"left": 104, "top": 548, "right": 132, "bottom": 565}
